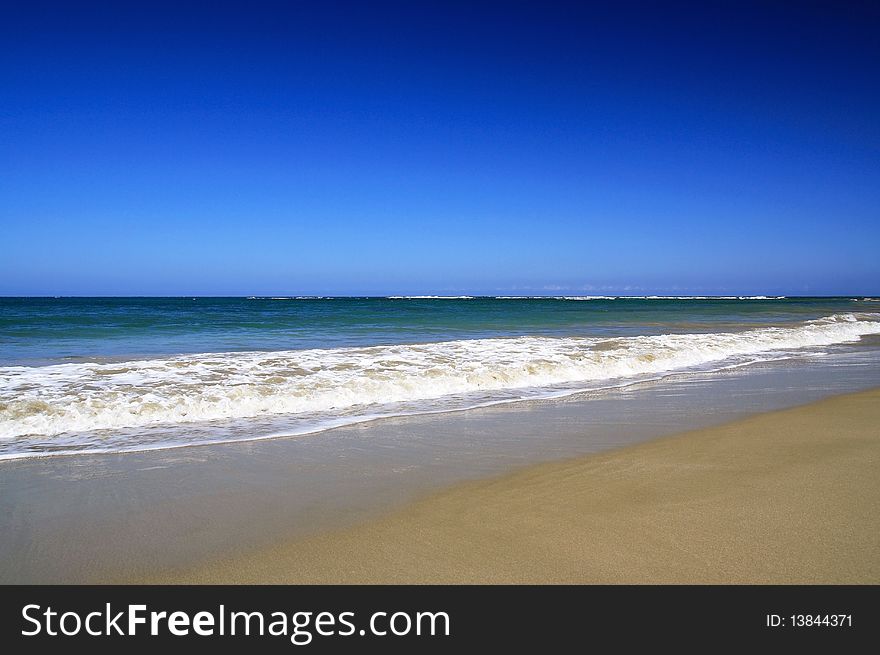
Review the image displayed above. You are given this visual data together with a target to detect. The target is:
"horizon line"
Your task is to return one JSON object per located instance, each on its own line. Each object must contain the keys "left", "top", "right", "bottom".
{"left": 2, "top": 294, "right": 878, "bottom": 300}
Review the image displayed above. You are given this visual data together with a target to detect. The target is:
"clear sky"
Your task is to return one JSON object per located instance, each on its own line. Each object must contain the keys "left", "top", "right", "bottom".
{"left": 2, "top": 1, "right": 878, "bottom": 296}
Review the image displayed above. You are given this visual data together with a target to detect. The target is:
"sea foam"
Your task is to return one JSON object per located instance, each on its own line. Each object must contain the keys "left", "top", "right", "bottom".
{"left": 1, "top": 313, "right": 878, "bottom": 445}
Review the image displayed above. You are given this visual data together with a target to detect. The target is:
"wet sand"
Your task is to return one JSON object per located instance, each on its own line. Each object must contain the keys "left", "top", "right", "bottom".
{"left": 145, "top": 389, "right": 880, "bottom": 584}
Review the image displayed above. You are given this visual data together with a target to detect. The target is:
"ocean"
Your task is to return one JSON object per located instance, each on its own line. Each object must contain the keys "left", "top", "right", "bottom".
{"left": 1, "top": 296, "right": 879, "bottom": 460}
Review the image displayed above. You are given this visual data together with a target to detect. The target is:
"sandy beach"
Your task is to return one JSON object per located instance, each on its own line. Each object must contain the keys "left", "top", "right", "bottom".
{"left": 134, "top": 388, "right": 880, "bottom": 584}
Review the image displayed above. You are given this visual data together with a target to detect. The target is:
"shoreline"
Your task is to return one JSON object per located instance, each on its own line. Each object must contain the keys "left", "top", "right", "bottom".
{"left": 3, "top": 356, "right": 879, "bottom": 585}
{"left": 139, "top": 388, "right": 880, "bottom": 584}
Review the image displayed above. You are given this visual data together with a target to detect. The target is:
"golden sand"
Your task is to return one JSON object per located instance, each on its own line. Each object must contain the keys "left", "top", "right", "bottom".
{"left": 144, "top": 389, "right": 880, "bottom": 584}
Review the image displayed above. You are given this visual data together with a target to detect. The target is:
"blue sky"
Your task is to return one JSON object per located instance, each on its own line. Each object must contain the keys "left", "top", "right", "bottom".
{"left": 2, "top": 1, "right": 878, "bottom": 296}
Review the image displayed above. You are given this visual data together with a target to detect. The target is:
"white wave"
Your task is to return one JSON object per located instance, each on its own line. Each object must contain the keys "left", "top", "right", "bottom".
{"left": 387, "top": 295, "right": 475, "bottom": 299}
{"left": 561, "top": 296, "right": 617, "bottom": 300}
{"left": 1, "top": 313, "right": 878, "bottom": 443}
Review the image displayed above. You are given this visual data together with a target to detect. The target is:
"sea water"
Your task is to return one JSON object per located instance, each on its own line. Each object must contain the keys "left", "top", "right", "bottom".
{"left": 1, "top": 296, "right": 878, "bottom": 459}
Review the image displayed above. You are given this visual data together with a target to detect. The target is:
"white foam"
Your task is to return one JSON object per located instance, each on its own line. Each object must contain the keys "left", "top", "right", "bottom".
{"left": 1, "top": 313, "right": 878, "bottom": 444}
{"left": 561, "top": 296, "right": 618, "bottom": 300}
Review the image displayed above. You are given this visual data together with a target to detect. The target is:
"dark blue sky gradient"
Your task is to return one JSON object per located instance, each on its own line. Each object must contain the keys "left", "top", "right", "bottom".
{"left": 2, "top": 1, "right": 878, "bottom": 295}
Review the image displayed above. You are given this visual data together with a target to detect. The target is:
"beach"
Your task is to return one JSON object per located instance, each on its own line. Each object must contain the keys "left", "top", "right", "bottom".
{"left": 2, "top": 297, "right": 880, "bottom": 584}
{"left": 3, "top": 6, "right": 878, "bottom": 648}
{"left": 143, "top": 388, "right": 880, "bottom": 584}
{"left": 4, "top": 4, "right": 878, "bottom": 648}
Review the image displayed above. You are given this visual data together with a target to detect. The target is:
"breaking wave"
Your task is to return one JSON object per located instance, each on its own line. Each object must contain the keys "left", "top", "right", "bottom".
{"left": 1, "top": 313, "right": 878, "bottom": 458}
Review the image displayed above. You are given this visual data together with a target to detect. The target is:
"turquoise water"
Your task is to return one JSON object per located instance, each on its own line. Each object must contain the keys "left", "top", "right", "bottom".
{"left": 1, "top": 296, "right": 879, "bottom": 459}
{"left": 1, "top": 295, "right": 876, "bottom": 364}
